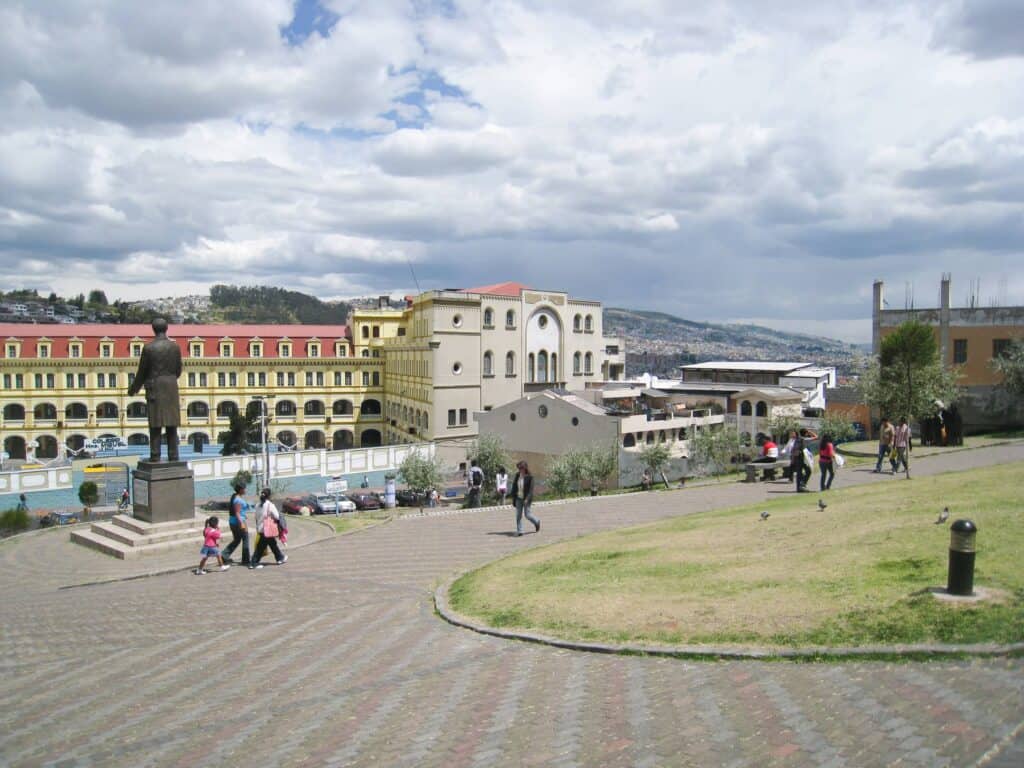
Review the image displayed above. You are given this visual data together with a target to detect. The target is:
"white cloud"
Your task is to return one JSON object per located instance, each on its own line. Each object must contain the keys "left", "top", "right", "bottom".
{"left": 0, "top": 0, "right": 1023, "bottom": 343}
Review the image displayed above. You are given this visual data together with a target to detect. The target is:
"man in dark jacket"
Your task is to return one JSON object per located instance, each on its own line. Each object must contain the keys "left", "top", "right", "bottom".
{"left": 510, "top": 461, "right": 540, "bottom": 536}
{"left": 128, "top": 318, "right": 182, "bottom": 462}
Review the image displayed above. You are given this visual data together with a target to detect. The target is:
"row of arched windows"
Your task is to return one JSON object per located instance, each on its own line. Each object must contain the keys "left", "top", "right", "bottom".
{"left": 622, "top": 427, "right": 691, "bottom": 448}
{"left": 482, "top": 308, "right": 517, "bottom": 328}
{"left": 388, "top": 401, "right": 430, "bottom": 431}
{"left": 572, "top": 313, "right": 594, "bottom": 332}
{"left": 527, "top": 351, "right": 557, "bottom": 383}
{"left": 739, "top": 400, "right": 769, "bottom": 417}
{"left": 0, "top": 399, "right": 382, "bottom": 422}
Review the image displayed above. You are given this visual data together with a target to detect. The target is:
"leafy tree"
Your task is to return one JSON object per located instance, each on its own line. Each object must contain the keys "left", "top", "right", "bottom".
{"left": 398, "top": 450, "right": 444, "bottom": 510}
{"left": 78, "top": 481, "right": 99, "bottom": 508}
{"left": 817, "top": 411, "right": 858, "bottom": 443}
{"left": 220, "top": 411, "right": 260, "bottom": 456}
{"left": 859, "top": 321, "right": 960, "bottom": 422}
{"left": 767, "top": 414, "right": 802, "bottom": 443}
{"left": 579, "top": 442, "right": 619, "bottom": 494}
{"left": 637, "top": 441, "right": 672, "bottom": 486}
{"left": 545, "top": 456, "right": 576, "bottom": 497}
{"left": 688, "top": 425, "right": 741, "bottom": 477}
{"left": 230, "top": 469, "right": 253, "bottom": 491}
{"left": 47, "top": 292, "right": 58, "bottom": 304}
{"left": 992, "top": 339, "right": 1024, "bottom": 397}
{"left": 466, "top": 434, "right": 509, "bottom": 499}
{"left": 88, "top": 290, "right": 109, "bottom": 306}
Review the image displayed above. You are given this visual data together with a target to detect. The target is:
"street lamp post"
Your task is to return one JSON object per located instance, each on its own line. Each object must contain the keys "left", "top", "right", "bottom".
{"left": 252, "top": 395, "right": 276, "bottom": 490}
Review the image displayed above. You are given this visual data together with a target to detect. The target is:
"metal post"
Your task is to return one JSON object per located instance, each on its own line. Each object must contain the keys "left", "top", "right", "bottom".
{"left": 947, "top": 519, "right": 977, "bottom": 596}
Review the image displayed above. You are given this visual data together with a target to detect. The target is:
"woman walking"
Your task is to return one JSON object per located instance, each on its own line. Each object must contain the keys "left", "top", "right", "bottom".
{"left": 222, "top": 483, "right": 251, "bottom": 566}
{"left": 818, "top": 434, "right": 836, "bottom": 492}
{"left": 790, "top": 431, "right": 810, "bottom": 493}
{"left": 496, "top": 467, "right": 509, "bottom": 505}
{"left": 510, "top": 461, "right": 540, "bottom": 537}
{"left": 250, "top": 487, "right": 287, "bottom": 569}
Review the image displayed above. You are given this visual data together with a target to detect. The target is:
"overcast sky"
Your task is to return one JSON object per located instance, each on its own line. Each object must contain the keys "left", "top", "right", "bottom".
{"left": 2, "top": 0, "right": 1023, "bottom": 342}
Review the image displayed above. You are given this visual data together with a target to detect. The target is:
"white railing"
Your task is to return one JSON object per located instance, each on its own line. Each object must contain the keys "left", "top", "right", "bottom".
{"left": 187, "top": 443, "right": 435, "bottom": 483}
{"left": 0, "top": 466, "right": 74, "bottom": 494}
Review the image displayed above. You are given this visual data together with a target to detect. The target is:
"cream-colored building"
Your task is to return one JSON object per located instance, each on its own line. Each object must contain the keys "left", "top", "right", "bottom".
{"left": 372, "top": 282, "right": 625, "bottom": 459}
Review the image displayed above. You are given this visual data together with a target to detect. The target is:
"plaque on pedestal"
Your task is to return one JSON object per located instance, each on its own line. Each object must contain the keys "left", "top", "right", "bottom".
{"left": 132, "top": 461, "right": 195, "bottom": 524}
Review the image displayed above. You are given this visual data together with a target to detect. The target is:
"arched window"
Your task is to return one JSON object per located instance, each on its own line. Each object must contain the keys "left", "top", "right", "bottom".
{"left": 423, "top": 411, "right": 429, "bottom": 430}
{"left": 483, "top": 308, "right": 494, "bottom": 327}
{"left": 360, "top": 429, "right": 382, "bottom": 447}
{"left": 187, "top": 432, "right": 210, "bottom": 447}
{"left": 551, "top": 353, "right": 558, "bottom": 381}
{"left": 276, "top": 400, "right": 296, "bottom": 417}
{"left": 304, "top": 430, "right": 325, "bottom": 450}
{"left": 584, "top": 314, "right": 593, "bottom": 331}
{"left": 65, "top": 403, "right": 88, "bottom": 420}
{"left": 125, "top": 402, "right": 148, "bottom": 419}
{"left": 333, "top": 399, "right": 353, "bottom": 416}
{"left": 506, "top": 309, "right": 515, "bottom": 328}
{"left": 537, "top": 351, "right": 548, "bottom": 382}
{"left": 573, "top": 352, "right": 581, "bottom": 374}
{"left": 3, "top": 404, "right": 25, "bottom": 421}
{"left": 483, "top": 351, "right": 493, "bottom": 376}
{"left": 361, "top": 349, "right": 370, "bottom": 357}
{"left": 361, "top": 326, "right": 369, "bottom": 338}
{"left": 276, "top": 430, "right": 297, "bottom": 449}
{"left": 505, "top": 351, "right": 515, "bottom": 376}
{"left": 332, "top": 429, "right": 354, "bottom": 450}
{"left": 187, "top": 401, "right": 209, "bottom": 419}
{"left": 127, "top": 433, "right": 150, "bottom": 446}
{"left": 33, "top": 403, "right": 57, "bottom": 420}
{"left": 646, "top": 431, "right": 655, "bottom": 444}
{"left": 66, "top": 434, "right": 87, "bottom": 452}
{"left": 623, "top": 434, "right": 636, "bottom": 448}
{"left": 3, "top": 435, "right": 26, "bottom": 460}
{"left": 35, "top": 435, "right": 58, "bottom": 459}
{"left": 303, "top": 400, "right": 325, "bottom": 416}
{"left": 574, "top": 314, "right": 582, "bottom": 331}
{"left": 755, "top": 401, "right": 768, "bottom": 417}
{"left": 528, "top": 353, "right": 535, "bottom": 382}
{"left": 360, "top": 399, "right": 381, "bottom": 416}
{"left": 97, "top": 402, "right": 118, "bottom": 419}
{"left": 584, "top": 352, "right": 593, "bottom": 374}
{"left": 740, "top": 400, "right": 752, "bottom": 416}
{"left": 216, "top": 401, "right": 238, "bottom": 419}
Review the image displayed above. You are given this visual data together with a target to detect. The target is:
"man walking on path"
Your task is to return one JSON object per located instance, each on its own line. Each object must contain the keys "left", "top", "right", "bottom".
{"left": 893, "top": 417, "right": 912, "bottom": 478}
{"left": 874, "top": 417, "right": 895, "bottom": 473}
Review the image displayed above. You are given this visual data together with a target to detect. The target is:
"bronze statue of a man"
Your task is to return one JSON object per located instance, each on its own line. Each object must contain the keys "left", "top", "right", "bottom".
{"left": 128, "top": 318, "right": 182, "bottom": 462}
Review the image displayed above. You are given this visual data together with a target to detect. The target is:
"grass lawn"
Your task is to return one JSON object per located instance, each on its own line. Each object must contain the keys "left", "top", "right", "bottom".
{"left": 449, "top": 462, "right": 1024, "bottom": 649}
{"left": 319, "top": 514, "right": 385, "bottom": 534}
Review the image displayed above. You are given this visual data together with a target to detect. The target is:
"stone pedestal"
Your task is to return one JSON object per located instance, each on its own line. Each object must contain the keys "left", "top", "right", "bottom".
{"left": 132, "top": 461, "right": 195, "bottom": 524}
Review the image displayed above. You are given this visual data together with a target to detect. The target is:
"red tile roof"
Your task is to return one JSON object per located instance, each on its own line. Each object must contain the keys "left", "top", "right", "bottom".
{"left": 461, "top": 281, "right": 530, "bottom": 297}
{"left": 0, "top": 323, "right": 350, "bottom": 359}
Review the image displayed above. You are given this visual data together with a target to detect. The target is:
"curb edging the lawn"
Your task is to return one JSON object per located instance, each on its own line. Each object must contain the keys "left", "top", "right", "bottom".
{"left": 434, "top": 574, "right": 1024, "bottom": 662}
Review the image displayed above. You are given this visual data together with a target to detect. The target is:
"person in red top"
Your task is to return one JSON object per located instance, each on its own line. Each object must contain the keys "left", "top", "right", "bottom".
{"left": 195, "top": 516, "right": 230, "bottom": 575}
{"left": 818, "top": 434, "right": 836, "bottom": 491}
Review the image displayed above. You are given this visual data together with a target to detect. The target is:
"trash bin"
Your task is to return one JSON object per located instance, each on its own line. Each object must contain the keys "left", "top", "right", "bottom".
{"left": 384, "top": 474, "right": 396, "bottom": 509}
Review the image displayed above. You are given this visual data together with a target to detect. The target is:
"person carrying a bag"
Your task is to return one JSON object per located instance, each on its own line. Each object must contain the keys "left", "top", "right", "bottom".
{"left": 250, "top": 487, "right": 287, "bottom": 569}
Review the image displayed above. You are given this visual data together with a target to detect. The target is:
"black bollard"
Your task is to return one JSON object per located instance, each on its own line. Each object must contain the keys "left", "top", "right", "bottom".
{"left": 947, "top": 519, "right": 977, "bottom": 596}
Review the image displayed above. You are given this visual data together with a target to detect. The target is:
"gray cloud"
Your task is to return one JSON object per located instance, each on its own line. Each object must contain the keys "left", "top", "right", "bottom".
{"left": 933, "top": 0, "right": 1024, "bottom": 60}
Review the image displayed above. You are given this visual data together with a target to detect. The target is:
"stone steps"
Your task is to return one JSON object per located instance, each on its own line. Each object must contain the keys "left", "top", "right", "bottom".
{"left": 71, "top": 513, "right": 211, "bottom": 560}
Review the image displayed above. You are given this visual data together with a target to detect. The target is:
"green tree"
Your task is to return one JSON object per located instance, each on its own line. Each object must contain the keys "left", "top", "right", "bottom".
{"left": 859, "top": 321, "right": 960, "bottom": 422}
{"left": 767, "top": 413, "right": 801, "bottom": 443}
{"left": 579, "top": 442, "right": 619, "bottom": 494}
{"left": 817, "top": 411, "right": 857, "bottom": 443}
{"left": 688, "top": 425, "right": 741, "bottom": 477}
{"left": 637, "top": 441, "right": 672, "bottom": 486}
{"left": 992, "top": 339, "right": 1024, "bottom": 397}
{"left": 466, "top": 434, "right": 510, "bottom": 499}
{"left": 88, "top": 289, "right": 109, "bottom": 306}
{"left": 398, "top": 450, "right": 445, "bottom": 511}
{"left": 78, "top": 481, "right": 99, "bottom": 508}
{"left": 230, "top": 469, "right": 253, "bottom": 491}
{"left": 545, "top": 454, "right": 576, "bottom": 497}
{"left": 220, "top": 411, "right": 260, "bottom": 456}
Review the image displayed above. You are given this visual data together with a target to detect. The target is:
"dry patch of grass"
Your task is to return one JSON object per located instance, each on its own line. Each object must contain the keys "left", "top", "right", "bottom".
{"left": 450, "top": 462, "right": 1024, "bottom": 648}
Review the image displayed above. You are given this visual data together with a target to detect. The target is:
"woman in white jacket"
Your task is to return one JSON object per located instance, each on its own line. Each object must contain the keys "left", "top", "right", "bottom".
{"left": 250, "top": 487, "right": 287, "bottom": 569}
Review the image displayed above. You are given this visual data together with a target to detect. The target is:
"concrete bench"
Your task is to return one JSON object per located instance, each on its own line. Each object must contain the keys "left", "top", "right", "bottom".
{"left": 744, "top": 459, "right": 789, "bottom": 483}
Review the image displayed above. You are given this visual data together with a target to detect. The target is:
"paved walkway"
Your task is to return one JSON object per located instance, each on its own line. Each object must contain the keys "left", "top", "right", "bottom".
{"left": 1, "top": 444, "right": 1023, "bottom": 767}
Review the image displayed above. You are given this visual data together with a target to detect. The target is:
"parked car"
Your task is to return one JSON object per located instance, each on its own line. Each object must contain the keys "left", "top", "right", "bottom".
{"left": 201, "top": 499, "right": 231, "bottom": 512}
{"left": 280, "top": 496, "right": 311, "bottom": 515}
{"left": 38, "top": 510, "right": 80, "bottom": 528}
{"left": 313, "top": 493, "right": 356, "bottom": 514}
{"left": 396, "top": 489, "right": 426, "bottom": 507}
{"left": 346, "top": 492, "right": 382, "bottom": 511}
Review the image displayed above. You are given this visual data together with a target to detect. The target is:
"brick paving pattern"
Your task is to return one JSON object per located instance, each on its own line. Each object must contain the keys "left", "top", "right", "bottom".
{"left": 1, "top": 444, "right": 1022, "bottom": 766}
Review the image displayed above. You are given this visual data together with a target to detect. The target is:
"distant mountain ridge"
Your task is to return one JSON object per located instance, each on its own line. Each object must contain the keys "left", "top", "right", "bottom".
{"left": 603, "top": 307, "right": 862, "bottom": 376}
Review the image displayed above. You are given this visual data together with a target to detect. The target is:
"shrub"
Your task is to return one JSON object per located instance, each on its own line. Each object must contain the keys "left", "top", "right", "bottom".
{"left": 688, "top": 425, "right": 741, "bottom": 477}
{"left": 230, "top": 469, "right": 253, "bottom": 491}
{"left": 0, "top": 507, "right": 30, "bottom": 536}
{"left": 398, "top": 451, "right": 445, "bottom": 509}
{"left": 466, "top": 434, "right": 510, "bottom": 499}
{"left": 78, "top": 481, "right": 99, "bottom": 507}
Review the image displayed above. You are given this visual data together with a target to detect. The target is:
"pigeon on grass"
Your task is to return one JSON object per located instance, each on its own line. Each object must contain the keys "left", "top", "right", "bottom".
{"left": 935, "top": 507, "right": 950, "bottom": 525}
{"left": 817, "top": 499, "right": 827, "bottom": 511}
{"left": 759, "top": 511, "right": 770, "bottom": 521}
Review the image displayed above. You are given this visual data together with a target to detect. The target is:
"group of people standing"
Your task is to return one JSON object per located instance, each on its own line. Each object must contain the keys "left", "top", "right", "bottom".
{"left": 466, "top": 460, "right": 540, "bottom": 536}
{"left": 758, "top": 429, "right": 841, "bottom": 493}
{"left": 196, "top": 484, "right": 288, "bottom": 574}
{"left": 874, "top": 417, "right": 912, "bottom": 477}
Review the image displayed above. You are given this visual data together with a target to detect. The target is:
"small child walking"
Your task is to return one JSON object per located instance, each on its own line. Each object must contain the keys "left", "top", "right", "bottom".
{"left": 195, "top": 516, "right": 230, "bottom": 574}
